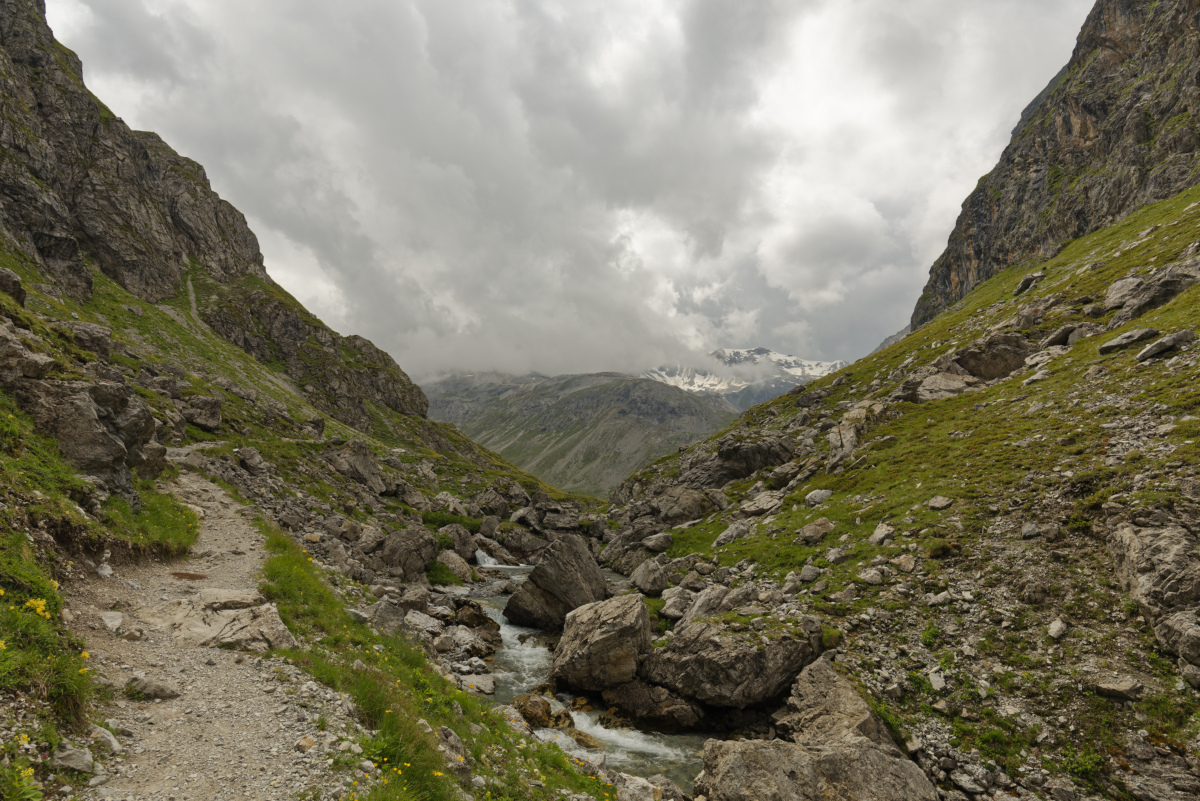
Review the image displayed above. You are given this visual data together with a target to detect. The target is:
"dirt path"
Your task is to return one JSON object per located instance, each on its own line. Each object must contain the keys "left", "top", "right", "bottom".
{"left": 65, "top": 471, "right": 364, "bottom": 801}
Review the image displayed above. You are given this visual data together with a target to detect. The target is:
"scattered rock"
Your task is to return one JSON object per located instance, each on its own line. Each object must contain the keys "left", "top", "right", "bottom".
{"left": 926, "top": 496, "right": 954, "bottom": 511}
{"left": 1136, "top": 329, "right": 1196, "bottom": 361}
{"left": 1098, "top": 328, "right": 1159, "bottom": 355}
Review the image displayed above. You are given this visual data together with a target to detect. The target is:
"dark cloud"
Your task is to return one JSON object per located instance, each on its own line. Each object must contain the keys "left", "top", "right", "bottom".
{"left": 47, "top": 0, "right": 1093, "bottom": 379}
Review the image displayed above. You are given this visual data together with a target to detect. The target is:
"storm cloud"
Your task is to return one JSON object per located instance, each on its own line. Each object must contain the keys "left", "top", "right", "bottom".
{"left": 46, "top": 0, "right": 1092, "bottom": 380}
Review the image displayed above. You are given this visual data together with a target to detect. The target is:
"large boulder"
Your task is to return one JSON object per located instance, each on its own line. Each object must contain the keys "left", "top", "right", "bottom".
{"left": 695, "top": 659, "right": 938, "bottom": 801}
{"left": 182, "top": 395, "right": 222, "bottom": 431}
{"left": 937, "top": 332, "right": 1037, "bottom": 380}
{"left": 1155, "top": 610, "right": 1200, "bottom": 668}
{"left": 503, "top": 535, "right": 607, "bottom": 631}
{"left": 630, "top": 559, "right": 668, "bottom": 597}
{"left": 552, "top": 594, "right": 652, "bottom": 692}
{"left": 14, "top": 378, "right": 162, "bottom": 496}
{"left": 639, "top": 617, "right": 821, "bottom": 708}
{"left": 1108, "top": 261, "right": 1200, "bottom": 329}
{"left": 329, "top": 439, "right": 385, "bottom": 494}
{"left": 439, "top": 523, "right": 477, "bottom": 562}
{"left": 379, "top": 526, "right": 438, "bottom": 582}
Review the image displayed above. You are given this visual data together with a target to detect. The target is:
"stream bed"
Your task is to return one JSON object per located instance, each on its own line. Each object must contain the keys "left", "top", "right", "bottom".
{"left": 469, "top": 564, "right": 709, "bottom": 789}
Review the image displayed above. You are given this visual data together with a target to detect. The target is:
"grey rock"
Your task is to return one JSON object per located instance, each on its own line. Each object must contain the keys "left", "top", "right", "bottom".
{"left": 1109, "top": 524, "right": 1200, "bottom": 617}
{"left": 146, "top": 593, "right": 296, "bottom": 653}
{"left": 89, "top": 724, "right": 123, "bottom": 754}
{"left": 1136, "top": 329, "right": 1196, "bottom": 361}
{"left": 642, "top": 531, "right": 673, "bottom": 553}
{"left": 0, "top": 267, "right": 25, "bottom": 305}
{"left": 1098, "top": 328, "right": 1159, "bottom": 355}
{"left": 379, "top": 526, "right": 438, "bottom": 583}
{"left": 1104, "top": 276, "right": 1145, "bottom": 309}
{"left": 552, "top": 594, "right": 653, "bottom": 692}
{"left": 1108, "top": 262, "right": 1200, "bottom": 329}
{"left": 1094, "top": 678, "right": 1144, "bottom": 701}
{"left": 630, "top": 559, "right": 668, "bottom": 597}
{"left": 698, "top": 659, "right": 937, "bottom": 801}
{"left": 49, "top": 746, "right": 94, "bottom": 774}
{"left": 503, "top": 535, "right": 606, "bottom": 631}
{"left": 805, "top": 489, "right": 833, "bottom": 507}
{"left": 1048, "top": 618, "right": 1069, "bottom": 640}
{"left": 794, "top": 517, "right": 836, "bottom": 545}
{"left": 126, "top": 676, "right": 180, "bottom": 700}
{"left": 926, "top": 496, "right": 954, "bottom": 510}
{"left": 439, "top": 523, "right": 477, "bottom": 562}
{"left": 436, "top": 550, "right": 473, "bottom": 583}
{"left": 640, "top": 616, "right": 820, "bottom": 708}
{"left": 182, "top": 395, "right": 222, "bottom": 431}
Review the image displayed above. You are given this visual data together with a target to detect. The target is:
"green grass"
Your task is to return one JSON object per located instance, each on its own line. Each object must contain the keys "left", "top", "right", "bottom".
{"left": 100, "top": 479, "right": 199, "bottom": 555}
{"left": 425, "top": 562, "right": 463, "bottom": 587}
{"left": 258, "top": 526, "right": 614, "bottom": 800}
{"left": 422, "top": 511, "right": 483, "bottom": 534}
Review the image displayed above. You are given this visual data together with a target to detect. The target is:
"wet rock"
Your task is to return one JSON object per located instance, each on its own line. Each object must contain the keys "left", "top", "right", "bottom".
{"left": 600, "top": 679, "right": 706, "bottom": 730}
{"left": 503, "top": 535, "right": 606, "bottom": 631}
{"left": 640, "top": 616, "right": 820, "bottom": 708}
{"left": 552, "top": 594, "right": 652, "bottom": 691}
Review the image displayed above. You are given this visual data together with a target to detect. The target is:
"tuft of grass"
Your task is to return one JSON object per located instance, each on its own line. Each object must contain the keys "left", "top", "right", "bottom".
{"left": 100, "top": 481, "right": 199, "bottom": 555}
{"left": 421, "top": 511, "right": 482, "bottom": 534}
{"left": 426, "top": 562, "right": 463, "bottom": 587}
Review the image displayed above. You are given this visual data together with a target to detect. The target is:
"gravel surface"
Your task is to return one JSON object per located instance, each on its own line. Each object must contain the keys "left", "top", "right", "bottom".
{"left": 63, "top": 472, "right": 370, "bottom": 801}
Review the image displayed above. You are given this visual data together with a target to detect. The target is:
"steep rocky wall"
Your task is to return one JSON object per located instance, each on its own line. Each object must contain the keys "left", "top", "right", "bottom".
{"left": 912, "top": 0, "right": 1200, "bottom": 328}
{"left": 0, "top": 0, "right": 428, "bottom": 423}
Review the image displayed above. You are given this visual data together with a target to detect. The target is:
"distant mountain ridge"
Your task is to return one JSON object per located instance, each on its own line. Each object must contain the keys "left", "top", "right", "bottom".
{"left": 425, "top": 372, "right": 737, "bottom": 498}
{"left": 643, "top": 347, "right": 847, "bottom": 410}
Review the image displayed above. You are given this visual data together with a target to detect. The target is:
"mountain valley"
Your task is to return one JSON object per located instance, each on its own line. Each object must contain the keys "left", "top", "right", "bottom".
{"left": 1, "top": 1, "right": 1200, "bottom": 801}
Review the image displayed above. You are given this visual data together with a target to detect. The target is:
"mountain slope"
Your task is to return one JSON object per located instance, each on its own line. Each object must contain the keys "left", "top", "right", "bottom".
{"left": 426, "top": 372, "right": 737, "bottom": 497}
{"left": 912, "top": 0, "right": 1200, "bottom": 328}
{"left": 606, "top": 178, "right": 1200, "bottom": 801}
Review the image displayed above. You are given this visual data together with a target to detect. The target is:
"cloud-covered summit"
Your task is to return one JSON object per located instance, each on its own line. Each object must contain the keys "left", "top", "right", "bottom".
{"left": 47, "top": 0, "right": 1091, "bottom": 380}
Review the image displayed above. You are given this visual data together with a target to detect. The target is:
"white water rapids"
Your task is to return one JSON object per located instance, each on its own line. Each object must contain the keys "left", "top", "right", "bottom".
{"left": 472, "top": 566, "right": 708, "bottom": 789}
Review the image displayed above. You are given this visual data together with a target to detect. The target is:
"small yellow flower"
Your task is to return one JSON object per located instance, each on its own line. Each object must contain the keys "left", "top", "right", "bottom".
{"left": 79, "top": 667, "right": 89, "bottom": 674}
{"left": 433, "top": 771, "right": 443, "bottom": 777}
{"left": 81, "top": 651, "right": 89, "bottom": 659}
{"left": 19, "top": 734, "right": 29, "bottom": 745}
{"left": 0, "top": 640, "right": 5, "bottom": 650}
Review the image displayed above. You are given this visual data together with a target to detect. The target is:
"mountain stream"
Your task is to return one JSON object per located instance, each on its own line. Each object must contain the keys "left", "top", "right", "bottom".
{"left": 467, "top": 561, "right": 709, "bottom": 789}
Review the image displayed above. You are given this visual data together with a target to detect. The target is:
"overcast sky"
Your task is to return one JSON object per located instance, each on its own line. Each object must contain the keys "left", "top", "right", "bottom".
{"left": 47, "top": 0, "right": 1092, "bottom": 381}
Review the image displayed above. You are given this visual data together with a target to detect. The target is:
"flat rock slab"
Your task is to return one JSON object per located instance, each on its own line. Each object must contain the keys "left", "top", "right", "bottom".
{"left": 148, "top": 592, "right": 296, "bottom": 652}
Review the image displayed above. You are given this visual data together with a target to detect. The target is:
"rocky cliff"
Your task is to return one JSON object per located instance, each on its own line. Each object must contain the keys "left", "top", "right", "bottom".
{"left": 912, "top": 0, "right": 1200, "bottom": 328}
{"left": 426, "top": 371, "right": 737, "bottom": 497}
{"left": 0, "top": 0, "right": 427, "bottom": 433}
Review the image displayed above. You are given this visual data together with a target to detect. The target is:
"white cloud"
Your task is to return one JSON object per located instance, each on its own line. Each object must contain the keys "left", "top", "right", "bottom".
{"left": 46, "top": 0, "right": 1093, "bottom": 379}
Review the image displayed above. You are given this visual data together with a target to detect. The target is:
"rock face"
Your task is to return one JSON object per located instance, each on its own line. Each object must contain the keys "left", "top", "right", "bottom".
{"left": 639, "top": 617, "right": 821, "bottom": 708}
{"left": 695, "top": 659, "right": 938, "bottom": 801}
{"left": 912, "top": 0, "right": 1200, "bottom": 328}
{"left": 551, "top": 594, "right": 652, "bottom": 691}
{"left": 503, "top": 535, "right": 607, "bottom": 630}
{"left": 0, "top": 0, "right": 428, "bottom": 437}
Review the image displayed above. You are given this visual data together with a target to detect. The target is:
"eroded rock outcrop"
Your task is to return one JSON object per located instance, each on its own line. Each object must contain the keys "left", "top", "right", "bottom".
{"left": 695, "top": 659, "right": 937, "bottom": 801}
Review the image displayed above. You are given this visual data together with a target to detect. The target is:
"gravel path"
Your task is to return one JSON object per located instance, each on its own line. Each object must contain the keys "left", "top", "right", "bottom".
{"left": 64, "top": 471, "right": 366, "bottom": 801}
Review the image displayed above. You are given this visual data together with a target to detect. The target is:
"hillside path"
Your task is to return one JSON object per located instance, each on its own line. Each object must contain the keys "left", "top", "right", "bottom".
{"left": 64, "top": 471, "right": 357, "bottom": 801}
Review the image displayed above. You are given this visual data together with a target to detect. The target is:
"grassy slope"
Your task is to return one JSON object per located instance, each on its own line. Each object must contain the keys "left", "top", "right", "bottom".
{"left": 0, "top": 240, "right": 607, "bottom": 796}
{"left": 622, "top": 184, "right": 1200, "bottom": 794}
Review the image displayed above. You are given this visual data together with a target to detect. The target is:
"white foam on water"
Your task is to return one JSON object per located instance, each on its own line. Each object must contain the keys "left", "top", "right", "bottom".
{"left": 474, "top": 549, "right": 501, "bottom": 567}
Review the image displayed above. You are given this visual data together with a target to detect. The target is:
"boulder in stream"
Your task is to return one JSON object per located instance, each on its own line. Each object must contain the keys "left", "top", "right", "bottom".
{"left": 502, "top": 535, "right": 606, "bottom": 631}
{"left": 551, "top": 594, "right": 652, "bottom": 691}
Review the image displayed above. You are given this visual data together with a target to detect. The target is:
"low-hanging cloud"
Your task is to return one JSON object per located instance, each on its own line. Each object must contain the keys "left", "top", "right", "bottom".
{"left": 46, "top": 0, "right": 1092, "bottom": 381}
